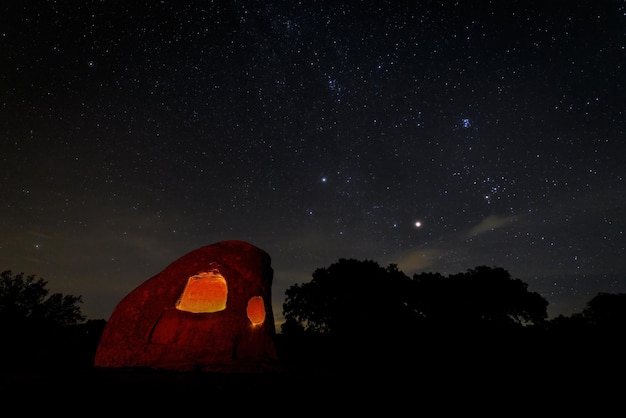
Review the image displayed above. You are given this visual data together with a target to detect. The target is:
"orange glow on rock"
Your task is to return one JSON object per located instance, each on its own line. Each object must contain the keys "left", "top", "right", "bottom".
{"left": 94, "top": 240, "right": 280, "bottom": 372}
{"left": 176, "top": 271, "right": 227, "bottom": 313}
{"left": 246, "top": 296, "right": 265, "bottom": 325}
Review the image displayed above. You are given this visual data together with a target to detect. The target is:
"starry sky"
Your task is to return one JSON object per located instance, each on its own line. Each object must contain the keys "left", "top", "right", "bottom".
{"left": 2, "top": 1, "right": 625, "bottom": 326}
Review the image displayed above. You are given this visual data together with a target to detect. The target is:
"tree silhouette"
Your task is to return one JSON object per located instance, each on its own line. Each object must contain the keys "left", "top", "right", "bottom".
{"left": 281, "top": 261, "right": 552, "bottom": 370}
{"left": 283, "top": 263, "right": 548, "bottom": 337}
{"left": 582, "top": 292, "right": 626, "bottom": 329}
{"left": 411, "top": 265, "right": 548, "bottom": 328}
{"left": 547, "top": 292, "right": 626, "bottom": 339}
{"left": 545, "top": 292, "right": 626, "bottom": 374}
{"left": 281, "top": 258, "right": 421, "bottom": 368}
{"left": 282, "top": 258, "right": 417, "bottom": 337}
{"left": 0, "top": 270, "right": 84, "bottom": 327}
{"left": 0, "top": 270, "right": 86, "bottom": 369}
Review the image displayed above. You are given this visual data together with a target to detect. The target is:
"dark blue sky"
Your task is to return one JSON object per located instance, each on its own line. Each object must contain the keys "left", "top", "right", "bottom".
{"left": 1, "top": 0, "right": 625, "bottom": 325}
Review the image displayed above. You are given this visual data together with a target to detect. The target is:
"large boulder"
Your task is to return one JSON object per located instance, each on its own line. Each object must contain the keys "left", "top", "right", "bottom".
{"left": 94, "top": 240, "right": 279, "bottom": 372}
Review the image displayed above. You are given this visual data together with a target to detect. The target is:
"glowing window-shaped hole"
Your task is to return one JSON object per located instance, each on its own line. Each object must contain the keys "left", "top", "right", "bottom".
{"left": 176, "top": 271, "right": 227, "bottom": 313}
{"left": 247, "top": 296, "right": 265, "bottom": 325}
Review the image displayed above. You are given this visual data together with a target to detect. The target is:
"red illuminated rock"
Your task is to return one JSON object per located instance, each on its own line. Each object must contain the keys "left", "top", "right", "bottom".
{"left": 94, "top": 240, "right": 279, "bottom": 372}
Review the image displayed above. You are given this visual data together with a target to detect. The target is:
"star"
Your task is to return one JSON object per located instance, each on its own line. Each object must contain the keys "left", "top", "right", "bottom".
{"left": 2, "top": 1, "right": 623, "bottom": 325}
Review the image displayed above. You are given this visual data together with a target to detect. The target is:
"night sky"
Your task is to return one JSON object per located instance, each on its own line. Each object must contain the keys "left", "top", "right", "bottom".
{"left": 2, "top": 1, "right": 625, "bottom": 326}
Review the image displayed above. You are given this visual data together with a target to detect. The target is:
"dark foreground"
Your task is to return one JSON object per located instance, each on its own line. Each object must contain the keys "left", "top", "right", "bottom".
{"left": 1, "top": 353, "right": 624, "bottom": 415}
{"left": 2, "top": 331, "right": 625, "bottom": 414}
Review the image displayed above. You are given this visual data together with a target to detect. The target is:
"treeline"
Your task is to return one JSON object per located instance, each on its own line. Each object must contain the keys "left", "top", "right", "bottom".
{"left": 277, "top": 259, "right": 626, "bottom": 373}
{"left": 1, "top": 264, "right": 625, "bottom": 373}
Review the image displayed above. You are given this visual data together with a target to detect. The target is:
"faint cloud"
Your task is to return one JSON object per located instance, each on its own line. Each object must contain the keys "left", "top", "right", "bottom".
{"left": 393, "top": 248, "right": 441, "bottom": 274}
{"left": 26, "top": 230, "right": 53, "bottom": 239}
{"left": 466, "top": 214, "right": 517, "bottom": 238}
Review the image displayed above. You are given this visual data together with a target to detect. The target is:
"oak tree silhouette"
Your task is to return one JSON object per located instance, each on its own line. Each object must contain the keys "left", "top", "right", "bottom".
{"left": 281, "top": 261, "right": 549, "bottom": 369}
{"left": 410, "top": 265, "right": 548, "bottom": 328}
{"left": 282, "top": 262, "right": 547, "bottom": 336}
